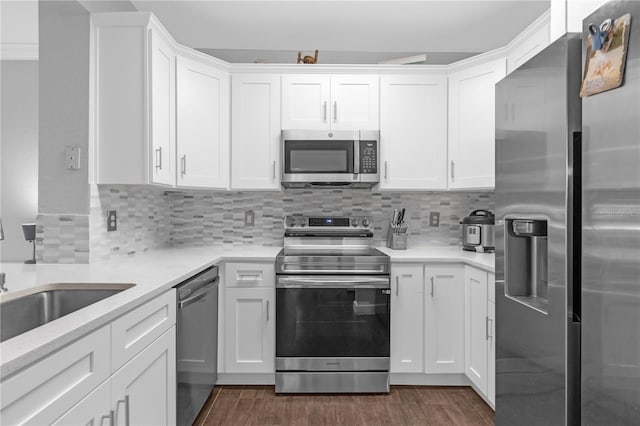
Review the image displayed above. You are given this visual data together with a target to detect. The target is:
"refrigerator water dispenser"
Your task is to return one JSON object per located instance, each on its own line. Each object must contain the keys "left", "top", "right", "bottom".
{"left": 504, "top": 219, "right": 549, "bottom": 314}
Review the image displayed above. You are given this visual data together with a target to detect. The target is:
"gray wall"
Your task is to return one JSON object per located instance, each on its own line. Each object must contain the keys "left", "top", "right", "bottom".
{"left": 38, "top": 0, "right": 90, "bottom": 214}
{"left": 1, "top": 61, "right": 39, "bottom": 262}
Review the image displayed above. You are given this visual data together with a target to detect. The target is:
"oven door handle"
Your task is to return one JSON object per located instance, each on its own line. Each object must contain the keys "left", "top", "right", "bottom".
{"left": 276, "top": 276, "right": 390, "bottom": 288}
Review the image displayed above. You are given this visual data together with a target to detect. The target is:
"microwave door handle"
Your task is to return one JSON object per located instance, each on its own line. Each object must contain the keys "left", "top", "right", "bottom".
{"left": 354, "top": 139, "right": 360, "bottom": 175}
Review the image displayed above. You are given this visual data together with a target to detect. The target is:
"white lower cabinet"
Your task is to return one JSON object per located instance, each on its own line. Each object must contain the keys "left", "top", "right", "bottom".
{"left": 424, "top": 265, "right": 465, "bottom": 374}
{"left": 390, "top": 264, "right": 424, "bottom": 373}
{"left": 464, "top": 265, "right": 495, "bottom": 403}
{"left": 0, "top": 290, "right": 177, "bottom": 426}
{"left": 224, "top": 287, "right": 275, "bottom": 373}
{"left": 111, "top": 327, "right": 176, "bottom": 426}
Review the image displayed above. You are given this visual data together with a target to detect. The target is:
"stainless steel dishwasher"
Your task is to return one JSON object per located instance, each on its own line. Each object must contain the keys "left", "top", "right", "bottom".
{"left": 175, "top": 265, "right": 219, "bottom": 426}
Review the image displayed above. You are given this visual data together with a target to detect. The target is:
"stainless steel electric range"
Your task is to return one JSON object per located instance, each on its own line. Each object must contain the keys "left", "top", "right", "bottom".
{"left": 275, "top": 215, "right": 391, "bottom": 393}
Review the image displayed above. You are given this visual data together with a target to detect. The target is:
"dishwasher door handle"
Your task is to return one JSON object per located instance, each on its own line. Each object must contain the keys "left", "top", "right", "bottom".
{"left": 178, "top": 280, "right": 217, "bottom": 309}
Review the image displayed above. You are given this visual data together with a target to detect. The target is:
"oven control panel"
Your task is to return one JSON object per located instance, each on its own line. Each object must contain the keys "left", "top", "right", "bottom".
{"left": 284, "top": 215, "right": 371, "bottom": 229}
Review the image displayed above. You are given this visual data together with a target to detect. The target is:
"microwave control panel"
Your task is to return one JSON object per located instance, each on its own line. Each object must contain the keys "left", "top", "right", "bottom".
{"left": 359, "top": 141, "right": 378, "bottom": 174}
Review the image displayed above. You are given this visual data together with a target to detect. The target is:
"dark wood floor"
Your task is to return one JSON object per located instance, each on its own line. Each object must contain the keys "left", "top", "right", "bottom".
{"left": 194, "top": 385, "right": 494, "bottom": 426}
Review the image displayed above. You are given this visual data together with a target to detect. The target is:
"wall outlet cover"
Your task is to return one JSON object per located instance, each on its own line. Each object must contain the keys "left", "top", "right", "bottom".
{"left": 244, "top": 210, "right": 255, "bottom": 226}
{"left": 65, "top": 145, "right": 81, "bottom": 170}
{"left": 107, "top": 210, "right": 117, "bottom": 232}
{"left": 429, "top": 211, "right": 440, "bottom": 227}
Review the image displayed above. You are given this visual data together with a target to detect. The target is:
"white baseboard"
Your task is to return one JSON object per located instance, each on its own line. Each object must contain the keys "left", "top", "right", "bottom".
{"left": 390, "top": 373, "right": 470, "bottom": 386}
{"left": 217, "top": 373, "right": 275, "bottom": 385}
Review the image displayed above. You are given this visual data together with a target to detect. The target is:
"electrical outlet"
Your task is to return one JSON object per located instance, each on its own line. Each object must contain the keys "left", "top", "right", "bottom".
{"left": 244, "top": 210, "right": 255, "bottom": 226}
{"left": 429, "top": 211, "right": 440, "bottom": 227}
{"left": 65, "top": 146, "right": 81, "bottom": 170}
{"left": 107, "top": 210, "right": 117, "bottom": 232}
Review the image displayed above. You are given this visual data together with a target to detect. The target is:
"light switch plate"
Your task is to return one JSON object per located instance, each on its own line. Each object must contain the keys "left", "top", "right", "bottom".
{"left": 245, "top": 210, "right": 255, "bottom": 226}
{"left": 65, "top": 146, "right": 81, "bottom": 170}
{"left": 429, "top": 211, "right": 440, "bottom": 227}
{"left": 107, "top": 210, "right": 117, "bottom": 232}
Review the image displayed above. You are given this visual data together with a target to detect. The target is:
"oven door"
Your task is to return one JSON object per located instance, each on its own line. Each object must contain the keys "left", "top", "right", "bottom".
{"left": 276, "top": 275, "right": 390, "bottom": 371}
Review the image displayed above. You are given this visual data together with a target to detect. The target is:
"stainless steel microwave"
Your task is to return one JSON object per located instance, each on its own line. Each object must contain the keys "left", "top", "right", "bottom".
{"left": 281, "top": 130, "right": 380, "bottom": 188}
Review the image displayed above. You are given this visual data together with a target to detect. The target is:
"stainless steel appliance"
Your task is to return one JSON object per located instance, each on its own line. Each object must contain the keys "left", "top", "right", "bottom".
{"left": 461, "top": 209, "right": 495, "bottom": 253}
{"left": 275, "top": 215, "right": 391, "bottom": 393}
{"left": 496, "top": 5, "right": 640, "bottom": 423}
{"left": 175, "top": 266, "right": 219, "bottom": 426}
{"left": 281, "top": 130, "right": 379, "bottom": 188}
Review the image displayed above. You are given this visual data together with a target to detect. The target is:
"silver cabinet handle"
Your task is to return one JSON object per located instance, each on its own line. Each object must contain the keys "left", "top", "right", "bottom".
{"left": 451, "top": 160, "right": 455, "bottom": 180}
{"left": 486, "top": 317, "right": 490, "bottom": 341}
{"left": 333, "top": 101, "right": 337, "bottom": 121}
{"left": 155, "top": 147, "right": 162, "bottom": 171}
{"left": 272, "top": 161, "right": 276, "bottom": 180}
{"left": 395, "top": 276, "right": 399, "bottom": 296}
{"left": 430, "top": 277, "right": 435, "bottom": 297}
{"left": 101, "top": 410, "right": 114, "bottom": 426}
{"left": 323, "top": 101, "right": 327, "bottom": 121}
{"left": 384, "top": 161, "right": 388, "bottom": 180}
{"left": 266, "top": 300, "right": 270, "bottom": 322}
{"left": 116, "top": 395, "right": 130, "bottom": 426}
{"left": 181, "top": 155, "right": 186, "bottom": 176}
{"left": 488, "top": 317, "right": 493, "bottom": 339}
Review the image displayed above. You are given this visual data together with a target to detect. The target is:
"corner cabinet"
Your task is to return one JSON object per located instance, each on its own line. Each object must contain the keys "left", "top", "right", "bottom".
{"left": 281, "top": 74, "right": 379, "bottom": 130}
{"left": 390, "top": 264, "right": 424, "bottom": 373}
{"left": 176, "top": 51, "right": 230, "bottom": 189}
{"left": 92, "top": 13, "right": 230, "bottom": 189}
{"left": 379, "top": 74, "right": 448, "bottom": 190}
{"left": 448, "top": 57, "right": 506, "bottom": 190}
{"left": 231, "top": 74, "right": 281, "bottom": 190}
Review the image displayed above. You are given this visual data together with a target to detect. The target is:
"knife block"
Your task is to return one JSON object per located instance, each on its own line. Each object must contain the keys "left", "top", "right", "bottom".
{"left": 387, "top": 223, "right": 407, "bottom": 250}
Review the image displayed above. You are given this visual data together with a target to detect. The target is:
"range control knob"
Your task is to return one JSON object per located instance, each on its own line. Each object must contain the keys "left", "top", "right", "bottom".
{"left": 362, "top": 218, "right": 371, "bottom": 228}
{"left": 285, "top": 216, "right": 296, "bottom": 227}
{"left": 351, "top": 218, "right": 359, "bottom": 227}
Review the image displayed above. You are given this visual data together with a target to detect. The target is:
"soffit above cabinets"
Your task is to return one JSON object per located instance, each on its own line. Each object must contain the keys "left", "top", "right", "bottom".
{"left": 129, "top": 1, "right": 549, "bottom": 64}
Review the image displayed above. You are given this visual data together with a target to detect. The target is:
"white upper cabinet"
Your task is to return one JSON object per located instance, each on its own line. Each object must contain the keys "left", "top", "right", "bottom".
{"left": 390, "top": 264, "right": 424, "bottom": 373}
{"left": 176, "top": 53, "right": 230, "bottom": 189}
{"left": 282, "top": 74, "right": 378, "bottom": 130}
{"left": 380, "top": 74, "right": 448, "bottom": 191}
{"left": 448, "top": 57, "right": 506, "bottom": 190}
{"left": 231, "top": 74, "right": 281, "bottom": 190}
{"left": 424, "top": 265, "right": 465, "bottom": 374}
{"left": 93, "top": 14, "right": 177, "bottom": 186}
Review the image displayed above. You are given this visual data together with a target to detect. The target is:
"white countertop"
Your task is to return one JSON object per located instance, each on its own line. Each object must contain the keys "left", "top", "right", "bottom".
{"left": 0, "top": 244, "right": 493, "bottom": 378}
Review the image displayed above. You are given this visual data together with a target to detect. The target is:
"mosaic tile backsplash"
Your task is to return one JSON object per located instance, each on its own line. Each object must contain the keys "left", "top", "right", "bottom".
{"left": 89, "top": 185, "right": 172, "bottom": 261}
{"left": 169, "top": 189, "right": 494, "bottom": 248}
{"left": 36, "top": 185, "right": 494, "bottom": 262}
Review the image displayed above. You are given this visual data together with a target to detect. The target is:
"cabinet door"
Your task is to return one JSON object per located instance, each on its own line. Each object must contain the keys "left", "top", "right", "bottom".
{"left": 111, "top": 327, "right": 176, "bottom": 426}
{"left": 231, "top": 74, "right": 281, "bottom": 190}
{"left": 380, "top": 75, "right": 448, "bottom": 190}
{"left": 424, "top": 265, "right": 464, "bottom": 374}
{"left": 149, "top": 28, "right": 176, "bottom": 186}
{"left": 390, "top": 264, "right": 424, "bottom": 373}
{"left": 224, "top": 287, "right": 275, "bottom": 373}
{"left": 0, "top": 326, "right": 110, "bottom": 425}
{"left": 464, "top": 266, "right": 489, "bottom": 394}
{"left": 281, "top": 75, "right": 330, "bottom": 130}
{"left": 448, "top": 58, "right": 506, "bottom": 190}
{"left": 330, "top": 75, "right": 379, "bottom": 130}
{"left": 487, "top": 272, "right": 496, "bottom": 406}
{"left": 51, "top": 380, "right": 111, "bottom": 426}
{"left": 176, "top": 55, "right": 229, "bottom": 189}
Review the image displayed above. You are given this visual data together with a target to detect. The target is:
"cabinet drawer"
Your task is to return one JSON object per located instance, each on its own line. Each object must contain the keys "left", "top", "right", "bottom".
{"left": 111, "top": 289, "right": 176, "bottom": 371}
{"left": 0, "top": 326, "right": 110, "bottom": 425}
{"left": 225, "top": 262, "right": 275, "bottom": 287}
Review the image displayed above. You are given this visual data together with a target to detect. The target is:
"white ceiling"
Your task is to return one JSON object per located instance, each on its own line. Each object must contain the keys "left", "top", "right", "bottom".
{"left": 127, "top": 0, "right": 550, "bottom": 64}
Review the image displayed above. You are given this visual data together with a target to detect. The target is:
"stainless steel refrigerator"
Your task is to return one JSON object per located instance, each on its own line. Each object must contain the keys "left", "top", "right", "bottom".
{"left": 495, "top": 2, "right": 640, "bottom": 424}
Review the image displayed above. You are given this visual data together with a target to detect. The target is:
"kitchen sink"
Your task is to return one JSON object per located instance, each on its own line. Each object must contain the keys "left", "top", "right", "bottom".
{"left": 0, "top": 283, "right": 135, "bottom": 343}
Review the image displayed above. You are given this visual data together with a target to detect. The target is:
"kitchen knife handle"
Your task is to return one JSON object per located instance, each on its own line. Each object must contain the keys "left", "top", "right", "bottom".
{"left": 101, "top": 410, "right": 114, "bottom": 426}
{"left": 323, "top": 101, "right": 327, "bottom": 121}
{"left": 116, "top": 395, "right": 130, "bottom": 426}
{"left": 395, "top": 276, "right": 399, "bottom": 296}
{"left": 430, "top": 277, "right": 434, "bottom": 297}
{"left": 384, "top": 161, "right": 388, "bottom": 180}
{"left": 333, "top": 101, "right": 337, "bottom": 121}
